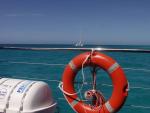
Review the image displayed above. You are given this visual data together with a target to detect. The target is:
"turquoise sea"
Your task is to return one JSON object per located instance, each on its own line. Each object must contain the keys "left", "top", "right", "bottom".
{"left": 0, "top": 44, "right": 150, "bottom": 113}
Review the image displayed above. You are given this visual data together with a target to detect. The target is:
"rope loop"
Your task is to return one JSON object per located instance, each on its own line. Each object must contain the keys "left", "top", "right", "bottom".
{"left": 59, "top": 49, "right": 95, "bottom": 96}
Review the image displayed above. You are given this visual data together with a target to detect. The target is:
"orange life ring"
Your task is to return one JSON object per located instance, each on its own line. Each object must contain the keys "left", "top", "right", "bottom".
{"left": 62, "top": 51, "right": 128, "bottom": 113}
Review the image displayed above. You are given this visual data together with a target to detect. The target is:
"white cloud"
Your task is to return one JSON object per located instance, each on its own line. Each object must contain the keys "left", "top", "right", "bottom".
{"left": 5, "top": 14, "right": 22, "bottom": 17}
{"left": 5, "top": 13, "right": 44, "bottom": 17}
{"left": 31, "top": 13, "right": 44, "bottom": 16}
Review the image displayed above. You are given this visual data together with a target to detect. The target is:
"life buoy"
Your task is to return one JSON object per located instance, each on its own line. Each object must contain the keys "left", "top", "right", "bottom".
{"left": 62, "top": 51, "right": 128, "bottom": 113}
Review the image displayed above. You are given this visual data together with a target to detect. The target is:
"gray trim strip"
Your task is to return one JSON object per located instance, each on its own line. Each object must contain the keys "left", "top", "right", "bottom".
{"left": 69, "top": 61, "right": 76, "bottom": 72}
{"left": 105, "top": 101, "right": 114, "bottom": 113}
{"left": 70, "top": 97, "right": 80, "bottom": 107}
{"left": 108, "top": 62, "right": 119, "bottom": 74}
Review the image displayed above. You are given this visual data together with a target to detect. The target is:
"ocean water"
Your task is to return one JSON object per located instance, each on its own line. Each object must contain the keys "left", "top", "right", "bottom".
{"left": 0, "top": 44, "right": 150, "bottom": 113}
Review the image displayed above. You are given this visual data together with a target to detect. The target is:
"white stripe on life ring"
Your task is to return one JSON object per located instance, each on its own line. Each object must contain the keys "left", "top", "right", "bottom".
{"left": 69, "top": 61, "right": 77, "bottom": 72}
{"left": 108, "top": 62, "right": 119, "bottom": 74}
{"left": 70, "top": 97, "right": 80, "bottom": 107}
{"left": 105, "top": 101, "right": 114, "bottom": 113}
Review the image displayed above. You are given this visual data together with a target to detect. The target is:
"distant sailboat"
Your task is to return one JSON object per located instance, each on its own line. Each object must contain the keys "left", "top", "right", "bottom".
{"left": 75, "top": 40, "right": 84, "bottom": 47}
{"left": 74, "top": 30, "right": 84, "bottom": 47}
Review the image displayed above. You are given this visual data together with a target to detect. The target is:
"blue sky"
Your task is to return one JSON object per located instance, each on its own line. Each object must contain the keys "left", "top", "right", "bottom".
{"left": 0, "top": 0, "right": 150, "bottom": 45}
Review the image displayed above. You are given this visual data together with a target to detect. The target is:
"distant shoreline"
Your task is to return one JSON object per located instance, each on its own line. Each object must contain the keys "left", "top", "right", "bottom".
{"left": 0, "top": 44, "right": 150, "bottom": 46}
